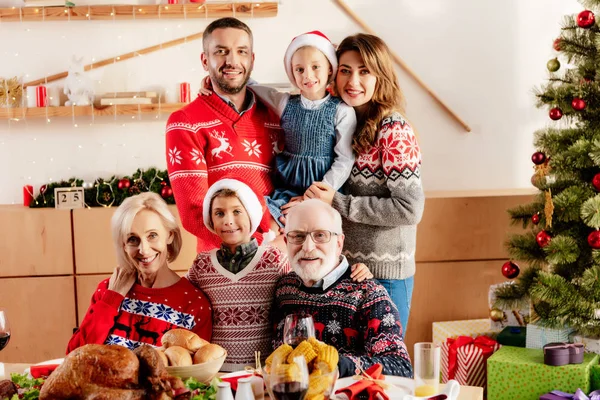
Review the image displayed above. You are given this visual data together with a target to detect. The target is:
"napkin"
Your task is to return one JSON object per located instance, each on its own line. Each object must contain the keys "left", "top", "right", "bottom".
{"left": 220, "top": 373, "right": 253, "bottom": 392}
{"left": 30, "top": 364, "right": 60, "bottom": 378}
{"left": 334, "top": 363, "right": 389, "bottom": 400}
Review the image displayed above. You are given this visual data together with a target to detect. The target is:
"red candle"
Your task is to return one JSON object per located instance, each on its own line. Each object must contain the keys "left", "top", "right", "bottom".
{"left": 23, "top": 185, "right": 34, "bottom": 206}
{"left": 36, "top": 85, "right": 47, "bottom": 107}
{"left": 168, "top": 0, "right": 178, "bottom": 4}
{"left": 179, "top": 82, "right": 190, "bottom": 103}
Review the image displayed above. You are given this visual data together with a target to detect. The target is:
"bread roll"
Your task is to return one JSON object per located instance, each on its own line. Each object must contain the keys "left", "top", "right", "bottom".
{"left": 162, "top": 329, "right": 208, "bottom": 352}
{"left": 164, "top": 346, "right": 193, "bottom": 367}
{"left": 193, "top": 343, "right": 226, "bottom": 364}
{"left": 156, "top": 349, "right": 169, "bottom": 367}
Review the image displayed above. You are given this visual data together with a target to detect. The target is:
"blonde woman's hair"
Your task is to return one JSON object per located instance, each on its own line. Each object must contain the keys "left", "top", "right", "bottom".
{"left": 336, "top": 33, "right": 406, "bottom": 154}
{"left": 111, "top": 192, "right": 182, "bottom": 271}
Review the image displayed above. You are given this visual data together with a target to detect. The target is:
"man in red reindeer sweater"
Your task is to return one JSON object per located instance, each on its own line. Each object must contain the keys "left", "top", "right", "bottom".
{"left": 166, "top": 17, "right": 282, "bottom": 252}
{"left": 271, "top": 199, "right": 413, "bottom": 378}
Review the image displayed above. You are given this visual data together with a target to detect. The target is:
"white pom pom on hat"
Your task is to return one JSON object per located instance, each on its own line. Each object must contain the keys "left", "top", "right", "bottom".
{"left": 202, "top": 179, "right": 264, "bottom": 236}
{"left": 283, "top": 30, "right": 338, "bottom": 88}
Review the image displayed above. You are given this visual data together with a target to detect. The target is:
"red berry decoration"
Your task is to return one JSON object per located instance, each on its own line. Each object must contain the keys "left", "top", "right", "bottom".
{"left": 536, "top": 230, "right": 552, "bottom": 247}
{"left": 589, "top": 231, "right": 600, "bottom": 249}
{"left": 578, "top": 10, "right": 595, "bottom": 28}
{"left": 553, "top": 38, "right": 561, "bottom": 51}
{"left": 161, "top": 185, "right": 173, "bottom": 199}
{"left": 160, "top": 181, "right": 167, "bottom": 186}
{"left": 593, "top": 173, "right": 600, "bottom": 191}
{"left": 549, "top": 107, "right": 563, "bottom": 120}
{"left": 532, "top": 213, "right": 540, "bottom": 225}
{"left": 532, "top": 151, "right": 546, "bottom": 165}
{"left": 502, "top": 261, "right": 520, "bottom": 279}
{"left": 572, "top": 97, "right": 586, "bottom": 111}
{"left": 117, "top": 178, "right": 131, "bottom": 190}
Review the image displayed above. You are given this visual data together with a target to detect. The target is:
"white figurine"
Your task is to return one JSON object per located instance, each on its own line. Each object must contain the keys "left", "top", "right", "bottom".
{"left": 64, "top": 56, "right": 93, "bottom": 106}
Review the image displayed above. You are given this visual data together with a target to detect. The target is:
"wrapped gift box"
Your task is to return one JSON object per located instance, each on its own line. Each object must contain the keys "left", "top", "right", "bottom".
{"left": 487, "top": 346, "right": 599, "bottom": 400}
{"left": 440, "top": 336, "right": 500, "bottom": 388}
{"left": 432, "top": 319, "right": 498, "bottom": 347}
{"left": 572, "top": 334, "right": 600, "bottom": 355}
{"left": 497, "top": 326, "right": 526, "bottom": 347}
{"left": 526, "top": 322, "right": 575, "bottom": 349}
{"left": 489, "top": 282, "right": 530, "bottom": 330}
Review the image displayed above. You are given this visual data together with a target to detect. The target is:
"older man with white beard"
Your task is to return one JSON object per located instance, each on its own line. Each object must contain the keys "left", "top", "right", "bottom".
{"left": 271, "top": 199, "right": 413, "bottom": 378}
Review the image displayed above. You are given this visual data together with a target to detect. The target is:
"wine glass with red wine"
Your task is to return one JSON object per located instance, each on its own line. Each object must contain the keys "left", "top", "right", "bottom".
{"left": 283, "top": 314, "right": 315, "bottom": 347}
{"left": 0, "top": 309, "right": 10, "bottom": 351}
{"left": 269, "top": 354, "right": 309, "bottom": 400}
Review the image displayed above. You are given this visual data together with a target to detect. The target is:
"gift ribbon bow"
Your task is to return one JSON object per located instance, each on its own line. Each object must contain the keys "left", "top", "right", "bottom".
{"left": 446, "top": 335, "right": 498, "bottom": 380}
{"left": 335, "top": 363, "right": 390, "bottom": 400}
{"left": 548, "top": 389, "right": 600, "bottom": 400}
{"left": 544, "top": 343, "right": 583, "bottom": 354}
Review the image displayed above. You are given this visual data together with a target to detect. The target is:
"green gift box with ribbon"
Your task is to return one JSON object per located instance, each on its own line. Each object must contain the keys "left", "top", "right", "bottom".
{"left": 487, "top": 346, "right": 599, "bottom": 400}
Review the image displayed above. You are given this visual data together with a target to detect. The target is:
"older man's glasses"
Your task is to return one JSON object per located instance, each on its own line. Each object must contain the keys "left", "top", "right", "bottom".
{"left": 285, "top": 230, "right": 339, "bottom": 245}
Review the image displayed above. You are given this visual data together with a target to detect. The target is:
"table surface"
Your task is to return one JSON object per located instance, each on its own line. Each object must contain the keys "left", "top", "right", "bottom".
{"left": 0, "top": 362, "right": 483, "bottom": 400}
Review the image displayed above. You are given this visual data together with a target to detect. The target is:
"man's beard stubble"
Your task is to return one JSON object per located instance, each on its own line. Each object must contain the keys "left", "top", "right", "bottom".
{"left": 211, "top": 66, "right": 251, "bottom": 95}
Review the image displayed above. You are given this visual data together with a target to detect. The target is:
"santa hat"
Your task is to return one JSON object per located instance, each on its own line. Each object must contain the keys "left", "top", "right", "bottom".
{"left": 203, "top": 179, "right": 264, "bottom": 237}
{"left": 283, "top": 30, "right": 338, "bottom": 88}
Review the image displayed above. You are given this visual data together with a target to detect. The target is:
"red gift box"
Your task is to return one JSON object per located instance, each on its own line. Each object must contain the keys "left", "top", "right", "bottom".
{"left": 441, "top": 335, "right": 500, "bottom": 388}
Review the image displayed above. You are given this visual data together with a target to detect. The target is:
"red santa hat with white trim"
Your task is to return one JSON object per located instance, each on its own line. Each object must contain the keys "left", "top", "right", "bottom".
{"left": 203, "top": 178, "right": 276, "bottom": 243}
{"left": 283, "top": 30, "right": 338, "bottom": 88}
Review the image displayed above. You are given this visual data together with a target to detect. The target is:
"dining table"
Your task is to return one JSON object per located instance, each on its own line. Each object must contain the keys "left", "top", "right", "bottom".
{"left": 0, "top": 362, "right": 483, "bottom": 400}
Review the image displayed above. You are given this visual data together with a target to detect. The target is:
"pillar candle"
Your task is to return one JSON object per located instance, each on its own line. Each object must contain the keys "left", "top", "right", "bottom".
{"left": 36, "top": 85, "right": 47, "bottom": 107}
{"left": 23, "top": 185, "right": 34, "bottom": 206}
{"left": 179, "top": 82, "right": 190, "bottom": 103}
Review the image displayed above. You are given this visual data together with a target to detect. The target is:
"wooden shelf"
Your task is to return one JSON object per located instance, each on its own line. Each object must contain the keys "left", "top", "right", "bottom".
{"left": 0, "top": 103, "right": 186, "bottom": 119}
{"left": 0, "top": 1, "right": 277, "bottom": 21}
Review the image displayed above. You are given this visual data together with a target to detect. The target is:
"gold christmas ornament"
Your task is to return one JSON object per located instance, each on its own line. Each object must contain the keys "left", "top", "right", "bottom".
{"left": 490, "top": 308, "right": 505, "bottom": 322}
{"left": 534, "top": 159, "right": 551, "bottom": 179}
{"left": 545, "top": 189, "right": 554, "bottom": 228}
{"left": 0, "top": 77, "right": 23, "bottom": 107}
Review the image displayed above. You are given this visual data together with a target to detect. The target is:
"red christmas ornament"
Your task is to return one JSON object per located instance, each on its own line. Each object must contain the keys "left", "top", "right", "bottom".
{"left": 589, "top": 231, "right": 600, "bottom": 249}
{"left": 532, "top": 213, "right": 540, "bottom": 225}
{"left": 161, "top": 185, "right": 173, "bottom": 199}
{"left": 531, "top": 151, "right": 546, "bottom": 165}
{"left": 502, "top": 261, "right": 520, "bottom": 279}
{"left": 578, "top": 10, "right": 595, "bottom": 28}
{"left": 160, "top": 181, "right": 167, "bottom": 186}
{"left": 39, "top": 184, "right": 47, "bottom": 195}
{"left": 536, "top": 230, "right": 552, "bottom": 247}
{"left": 572, "top": 97, "right": 586, "bottom": 111}
{"left": 549, "top": 107, "right": 563, "bottom": 120}
{"left": 553, "top": 38, "right": 561, "bottom": 51}
{"left": 118, "top": 178, "right": 131, "bottom": 190}
{"left": 593, "top": 173, "right": 600, "bottom": 191}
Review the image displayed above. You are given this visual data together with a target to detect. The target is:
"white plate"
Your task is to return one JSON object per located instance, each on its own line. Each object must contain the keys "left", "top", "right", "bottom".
{"left": 332, "top": 375, "right": 413, "bottom": 400}
{"left": 220, "top": 370, "right": 253, "bottom": 379}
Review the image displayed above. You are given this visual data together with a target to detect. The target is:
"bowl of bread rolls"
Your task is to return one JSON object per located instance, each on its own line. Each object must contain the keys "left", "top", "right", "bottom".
{"left": 159, "top": 329, "right": 227, "bottom": 383}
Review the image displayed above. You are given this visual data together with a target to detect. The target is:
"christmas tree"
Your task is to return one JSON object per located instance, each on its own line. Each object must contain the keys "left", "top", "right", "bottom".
{"left": 494, "top": 3, "right": 600, "bottom": 337}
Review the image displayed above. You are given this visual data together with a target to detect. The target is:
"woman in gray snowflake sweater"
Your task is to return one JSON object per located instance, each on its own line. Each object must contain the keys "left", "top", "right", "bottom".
{"left": 302, "top": 33, "right": 425, "bottom": 334}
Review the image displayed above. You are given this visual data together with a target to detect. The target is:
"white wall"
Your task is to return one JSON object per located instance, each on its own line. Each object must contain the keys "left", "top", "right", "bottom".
{"left": 0, "top": 0, "right": 583, "bottom": 204}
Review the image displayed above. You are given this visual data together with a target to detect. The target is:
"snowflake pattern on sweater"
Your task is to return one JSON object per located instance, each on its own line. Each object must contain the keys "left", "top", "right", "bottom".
{"left": 166, "top": 92, "right": 283, "bottom": 253}
{"left": 272, "top": 269, "right": 413, "bottom": 378}
{"left": 186, "top": 245, "right": 290, "bottom": 372}
{"left": 67, "top": 278, "right": 212, "bottom": 353}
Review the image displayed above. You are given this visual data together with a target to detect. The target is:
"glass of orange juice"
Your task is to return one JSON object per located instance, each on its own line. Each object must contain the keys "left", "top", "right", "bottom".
{"left": 413, "top": 342, "right": 440, "bottom": 397}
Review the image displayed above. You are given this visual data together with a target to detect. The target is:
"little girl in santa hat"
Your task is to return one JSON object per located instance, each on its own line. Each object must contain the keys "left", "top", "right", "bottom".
{"left": 249, "top": 31, "right": 356, "bottom": 230}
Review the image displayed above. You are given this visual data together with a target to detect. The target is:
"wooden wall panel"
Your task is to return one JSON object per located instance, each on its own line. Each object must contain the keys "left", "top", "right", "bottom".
{"left": 0, "top": 277, "right": 76, "bottom": 363}
{"left": 404, "top": 260, "right": 510, "bottom": 357}
{"left": 0, "top": 206, "right": 72, "bottom": 276}
{"left": 416, "top": 195, "right": 535, "bottom": 262}
{"left": 73, "top": 205, "right": 197, "bottom": 274}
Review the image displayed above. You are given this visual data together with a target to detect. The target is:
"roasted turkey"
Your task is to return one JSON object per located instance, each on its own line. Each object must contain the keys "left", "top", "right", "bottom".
{"left": 39, "top": 344, "right": 187, "bottom": 400}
